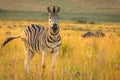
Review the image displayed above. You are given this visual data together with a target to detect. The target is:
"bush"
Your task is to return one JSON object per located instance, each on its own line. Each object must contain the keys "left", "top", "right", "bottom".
{"left": 87, "top": 21, "right": 96, "bottom": 24}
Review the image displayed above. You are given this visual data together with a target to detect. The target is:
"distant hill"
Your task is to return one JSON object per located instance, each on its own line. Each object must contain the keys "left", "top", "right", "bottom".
{"left": 0, "top": 0, "right": 120, "bottom": 22}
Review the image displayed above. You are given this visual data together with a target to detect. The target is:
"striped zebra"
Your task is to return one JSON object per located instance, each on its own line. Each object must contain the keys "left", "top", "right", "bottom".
{"left": 1, "top": 6, "right": 62, "bottom": 76}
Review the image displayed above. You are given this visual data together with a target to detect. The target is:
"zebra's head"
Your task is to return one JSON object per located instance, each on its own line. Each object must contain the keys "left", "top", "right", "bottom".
{"left": 47, "top": 6, "right": 60, "bottom": 34}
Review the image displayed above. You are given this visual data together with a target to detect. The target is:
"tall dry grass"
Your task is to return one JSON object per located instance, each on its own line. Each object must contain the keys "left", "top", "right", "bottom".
{"left": 0, "top": 20, "right": 120, "bottom": 80}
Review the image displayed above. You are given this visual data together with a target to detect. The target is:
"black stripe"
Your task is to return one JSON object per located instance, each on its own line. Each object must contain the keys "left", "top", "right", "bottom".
{"left": 30, "top": 25, "right": 35, "bottom": 43}
{"left": 47, "top": 36, "right": 53, "bottom": 43}
{"left": 49, "top": 35, "right": 55, "bottom": 41}
{"left": 32, "top": 25, "right": 40, "bottom": 51}
{"left": 57, "top": 36, "right": 61, "bottom": 42}
{"left": 45, "top": 38, "right": 53, "bottom": 49}
{"left": 50, "top": 30, "right": 59, "bottom": 35}
{"left": 28, "top": 26, "right": 34, "bottom": 50}
{"left": 31, "top": 25, "right": 37, "bottom": 41}
{"left": 36, "top": 26, "right": 41, "bottom": 51}
{"left": 31, "top": 27, "right": 36, "bottom": 50}
{"left": 34, "top": 25, "right": 40, "bottom": 52}
{"left": 46, "top": 42, "right": 62, "bottom": 49}
{"left": 56, "top": 43, "right": 62, "bottom": 47}
{"left": 25, "top": 27, "right": 28, "bottom": 38}
{"left": 36, "top": 25, "right": 41, "bottom": 30}
{"left": 26, "top": 27, "right": 31, "bottom": 46}
{"left": 28, "top": 26, "right": 32, "bottom": 34}
{"left": 45, "top": 37, "right": 62, "bottom": 49}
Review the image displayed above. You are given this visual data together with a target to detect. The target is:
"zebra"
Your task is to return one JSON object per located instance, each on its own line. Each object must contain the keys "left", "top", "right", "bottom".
{"left": 1, "top": 6, "right": 62, "bottom": 76}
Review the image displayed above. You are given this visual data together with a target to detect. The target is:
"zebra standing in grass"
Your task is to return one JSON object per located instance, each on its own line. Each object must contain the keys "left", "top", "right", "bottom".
{"left": 1, "top": 6, "right": 62, "bottom": 76}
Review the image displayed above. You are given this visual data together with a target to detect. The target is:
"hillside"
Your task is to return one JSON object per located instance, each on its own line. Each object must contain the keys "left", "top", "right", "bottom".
{"left": 0, "top": 0, "right": 120, "bottom": 22}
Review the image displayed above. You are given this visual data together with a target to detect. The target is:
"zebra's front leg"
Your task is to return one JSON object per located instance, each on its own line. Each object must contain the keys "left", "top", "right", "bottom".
{"left": 25, "top": 49, "right": 34, "bottom": 75}
{"left": 51, "top": 49, "right": 59, "bottom": 77}
{"left": 41, "top": 51, "right": 47, "bottom": 76}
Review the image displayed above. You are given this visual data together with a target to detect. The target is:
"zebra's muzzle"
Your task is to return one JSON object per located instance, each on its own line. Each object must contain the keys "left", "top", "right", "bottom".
{"left": 52, "top": 24, "right": 58, "bottom": 33}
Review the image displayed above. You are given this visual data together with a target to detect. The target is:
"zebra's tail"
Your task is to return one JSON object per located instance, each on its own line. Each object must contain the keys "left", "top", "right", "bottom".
{"left": 1, "top": 35, "right": 21, "bottom": 48}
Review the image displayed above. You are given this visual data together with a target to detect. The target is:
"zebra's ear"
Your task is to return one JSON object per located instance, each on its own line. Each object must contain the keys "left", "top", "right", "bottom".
{"left": 57, "top": 7, "right": 60, "bottom": 13}
{"left": 47, "top": 7, "right": 51, "bottom": 13}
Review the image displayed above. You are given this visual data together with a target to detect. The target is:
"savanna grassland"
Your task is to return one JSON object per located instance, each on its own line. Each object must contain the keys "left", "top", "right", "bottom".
{"left": 0, "top": 20, "right": 120, "bottom": 80}
{"left": 0, "top": 0, "right": 120, "bottom": 80}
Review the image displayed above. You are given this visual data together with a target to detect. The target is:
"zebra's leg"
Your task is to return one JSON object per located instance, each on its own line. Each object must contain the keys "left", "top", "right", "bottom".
{"left": 41, "top": 50, "right": 47, "bottom": 76}
{"left": 51, "top": 49, "right": 59, "bottom": 77}
{"left": 25, "top": 49, "right": 34, "bottom": 74}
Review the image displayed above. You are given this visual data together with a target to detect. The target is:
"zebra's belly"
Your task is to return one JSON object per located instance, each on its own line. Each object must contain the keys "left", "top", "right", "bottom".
{"left": 29, "top": 41, "right": 41, "bottom": 52}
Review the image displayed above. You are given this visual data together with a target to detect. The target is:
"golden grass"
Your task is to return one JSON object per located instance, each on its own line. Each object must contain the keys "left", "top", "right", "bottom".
{"left": 0, "top": 20, "right": 120, "bottom": 80}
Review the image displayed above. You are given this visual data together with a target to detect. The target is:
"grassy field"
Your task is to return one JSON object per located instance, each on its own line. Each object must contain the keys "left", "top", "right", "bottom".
{"left": 0, "top": 20, "right": 120, "bottom": 80}
{"left": 0, "top": 0, "right": 120, "bottom": 79}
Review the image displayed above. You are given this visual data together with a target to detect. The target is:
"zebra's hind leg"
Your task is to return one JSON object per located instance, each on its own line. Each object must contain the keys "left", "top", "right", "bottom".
{"left": 25, "top": 49, "right": 34, "bottom": 75}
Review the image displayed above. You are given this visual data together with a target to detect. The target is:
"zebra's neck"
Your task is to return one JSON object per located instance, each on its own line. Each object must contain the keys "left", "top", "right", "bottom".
{"left": 47, "top": 28, "right": 60, "bottom": 42}
{"left": 45, "top": 28, "right": 61, "bottom": 49}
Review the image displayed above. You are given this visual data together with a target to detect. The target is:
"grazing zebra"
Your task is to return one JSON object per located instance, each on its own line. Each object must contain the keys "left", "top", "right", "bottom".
{"left": 1, "top": 6, "right": 62, "bottom": 76}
